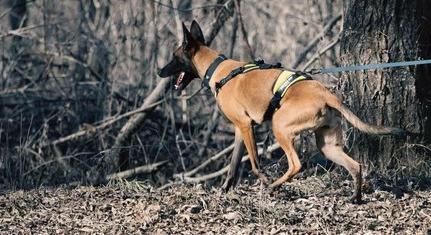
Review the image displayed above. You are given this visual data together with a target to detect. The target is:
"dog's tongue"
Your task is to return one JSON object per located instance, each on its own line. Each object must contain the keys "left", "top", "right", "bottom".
{"left": 175, "top": 72, "right": 185, "bottom": 90}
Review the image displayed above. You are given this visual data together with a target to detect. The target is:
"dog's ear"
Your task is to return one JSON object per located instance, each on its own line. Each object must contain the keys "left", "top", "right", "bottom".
{"left": 190, "top": 20, "right": 205, "bottom": 44}
{"left": 182, "top": 22, "right": 193, "bottom": 46}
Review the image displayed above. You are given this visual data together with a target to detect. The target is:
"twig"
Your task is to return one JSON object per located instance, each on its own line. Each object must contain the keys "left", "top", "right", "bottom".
{"left": 106, "top": 160, "right": 168, "bottom": 180}
{"left": 157, "top": 181, "right": 182, "bottom": 191}
{"left": 150, "top": 0, "right": 226, "bottom": 12}
{"left": 176, "top": 86, "right": 203, "bottom": 100}
{"left": 23, "top": 152, "right": 94, "bottom": 176}
{"left": 228, "top": 9, "right": 239, "bottom": 58}
{"left": 0, "top": 0, "right": 34, "bottom": 21}
{"left": 180, "top": 143, "right": 280, "bottom": 183}
{"left": 41, "top": 52, "right": 105, "bottom": 82}
{"left": 0, "top": 23, "right": 57, "bottom": 39}
{"left": 176, "top": 143, "right": 235, "bottom": 178}
{"left": 0, "top": 7, "right": 12, "bottom": 20}
{"left": 46, "top": 100, "right": 164, "bottom": 147}
{"left": 292, "top": 14, "right": 341, "bottom": 69}
{"left": 206, "top": 0, "right": 235, "bottom": 46}
{"left": 175, "top": 130, "right": 187, "bottom": 172}
{"left": 96, "top": 100, "right": 164, "bottom": 125}
{"left": 235, "top": 0, "right": 254, "bottom": 59}
{"left": 197, "top": 107, "right": 220, "bottom": 158}
{"left": 300, "top": 34, "right": 341, "bottom": 71}
{"left": 0, "top": 85, "right": 30, "bottom": 96}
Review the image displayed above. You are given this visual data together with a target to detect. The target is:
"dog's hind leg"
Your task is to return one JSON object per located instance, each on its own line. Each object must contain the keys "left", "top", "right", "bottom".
{"left": 269, "top": 129, "right": 302, "bottom": 188}
{"left": 268, "top": 103, "right": 322, "bottom": 188}
{"left": 315, "top": 119, "right": 362, "bottom": 203}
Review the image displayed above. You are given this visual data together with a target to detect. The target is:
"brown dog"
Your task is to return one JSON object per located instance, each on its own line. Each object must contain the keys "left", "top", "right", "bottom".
{"left": 159, "top": 21, "right": 405, "bottom": 203}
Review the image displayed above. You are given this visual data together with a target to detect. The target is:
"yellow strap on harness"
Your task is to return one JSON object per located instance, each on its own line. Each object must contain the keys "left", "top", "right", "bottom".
{"left": 272, "top": 70, "right": 308, "bottom": 97}
{"left": 242, "top": 63, "right": 260, "bottom": 73}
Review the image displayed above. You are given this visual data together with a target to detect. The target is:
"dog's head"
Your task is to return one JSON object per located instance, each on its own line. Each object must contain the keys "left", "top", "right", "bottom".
{"left": 158, "top": 20, "right": 205, "bottom": 91}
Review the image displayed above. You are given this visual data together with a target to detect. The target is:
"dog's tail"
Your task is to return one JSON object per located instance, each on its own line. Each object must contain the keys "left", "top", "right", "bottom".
{"left": 326, "top": 94, "right": 406, "bottom": 136}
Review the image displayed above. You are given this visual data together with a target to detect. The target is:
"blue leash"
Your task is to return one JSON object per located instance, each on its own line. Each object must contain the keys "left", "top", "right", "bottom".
{"left": 306, "top": 59, "right": 431, "bottom": 74}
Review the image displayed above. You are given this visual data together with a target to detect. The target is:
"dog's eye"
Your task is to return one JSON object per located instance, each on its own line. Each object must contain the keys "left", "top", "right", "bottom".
{"left": 175, "top": 55, "right": 185, "bottom": 63}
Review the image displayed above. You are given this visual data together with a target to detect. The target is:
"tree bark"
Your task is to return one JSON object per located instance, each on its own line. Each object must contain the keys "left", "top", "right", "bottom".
{"left": 339, "top": 0, "right": 431, "bottom": 170}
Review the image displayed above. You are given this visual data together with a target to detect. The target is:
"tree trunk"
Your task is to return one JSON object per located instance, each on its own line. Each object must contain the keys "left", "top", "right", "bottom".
{"left": 8, "top": 0, "right": 27, "bottom": 30}
{"left": 8, "top": 0, "right": 27, "bottom": 55}
{"left": 339, "top": 0, "right": 431, "bottom": 172}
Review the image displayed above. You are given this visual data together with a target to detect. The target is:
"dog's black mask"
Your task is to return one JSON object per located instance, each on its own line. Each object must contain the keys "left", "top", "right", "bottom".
{"left": 158, "top": 46, "right": 196, "bottom": 91}
{"left": 158, "top": 20, "right": 206, "bottom": 91}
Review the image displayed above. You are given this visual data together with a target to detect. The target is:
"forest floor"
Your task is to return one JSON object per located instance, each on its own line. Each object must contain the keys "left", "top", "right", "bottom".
{"left": 1, "top": 175, "right": 431, "bottom": 234}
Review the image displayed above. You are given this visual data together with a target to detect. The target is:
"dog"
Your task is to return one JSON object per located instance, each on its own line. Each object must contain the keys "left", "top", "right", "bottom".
{"left": 158, "top": 20, "right": 405, "bottom": 203}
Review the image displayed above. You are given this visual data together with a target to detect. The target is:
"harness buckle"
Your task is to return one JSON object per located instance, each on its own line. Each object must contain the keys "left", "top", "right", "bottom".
{"left": 254, "top": 57, "right": 264, "bottom": 65}
{"left": 215, "top": 82, "right": 223, "bottom": 94}
{"left": 234, "top": 66, "right": 244, "bottom": 74}
{"left": 308, "top": 68, "right": 322, "bottom": 75}
{"left": 270, "top": 94, "right": 281, "bottom": 109}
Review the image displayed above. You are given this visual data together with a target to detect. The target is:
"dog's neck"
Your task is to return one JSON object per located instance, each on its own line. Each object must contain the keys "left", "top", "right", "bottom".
{"left": 192, "top": 46, "right": 222, "bottom": 80}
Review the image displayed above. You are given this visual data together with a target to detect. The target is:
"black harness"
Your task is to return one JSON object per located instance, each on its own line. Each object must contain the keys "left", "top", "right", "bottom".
{"left": 202, "top": 54, "right": 227, "bottom": 89}
{"left": 202, "top": 55, "right": 312, "bottom": 119}
{"left": 263, "top": 71, "right": 311, "bottom": 120}
{"left": 215, "top": 58, "right": 282, "bottom": 94}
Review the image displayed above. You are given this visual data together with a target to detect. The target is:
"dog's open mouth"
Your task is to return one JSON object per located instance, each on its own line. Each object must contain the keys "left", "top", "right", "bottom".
{"left": 175, "top": 72, "right": 185, "bottom": 90}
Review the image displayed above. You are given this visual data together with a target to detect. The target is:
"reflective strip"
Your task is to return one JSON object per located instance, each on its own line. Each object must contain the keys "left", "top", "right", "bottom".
{"left": 272, "top": 71, "right": 307, "bottom": 96}
{"left": 243, "top": 64, "right": 256, "bottom": 68}
{"left": 243, "top": 66, "right": 260, "bottom": 73}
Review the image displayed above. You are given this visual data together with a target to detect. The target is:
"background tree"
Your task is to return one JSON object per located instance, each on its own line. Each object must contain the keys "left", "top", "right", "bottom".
{"left": 8, "top": 0, "right": 27, "bottom": 55}
{"left": 339, "top": 0, "right": 431, "bottom": 181}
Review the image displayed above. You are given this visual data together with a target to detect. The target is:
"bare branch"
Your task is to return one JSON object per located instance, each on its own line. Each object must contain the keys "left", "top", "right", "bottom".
{"left": 300, "top": 33, "right": 341, "bottom": 71}
{"left": 206, "top": 0, "right": 235, "bottom": 46}
{"left": 106, "top": 161, "right": 168, "bottom": 180}
{"left": 176, "top": 143, "right": 234, "bottom": 178}
{"left": 177, "top": 143, "right": 280, "bottom": 184}
{"left": 235, "top": 0, "right": 254, "bottom": 59}
{"left": 150, "top": 0, "right": 226, "bottom": 12}
{"left": 292, "top": 14, "right": 341, "bottom": 69}
{"left": 45, "top": 100, "right": 164, "bottom": 147}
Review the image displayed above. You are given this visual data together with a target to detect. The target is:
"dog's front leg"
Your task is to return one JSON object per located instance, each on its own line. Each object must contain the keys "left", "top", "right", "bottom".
{"left": 222, "top": 127, "right": 245, "bottom": 192}
{"left": 238, "top": 123, "right": 269, "bottom": 185}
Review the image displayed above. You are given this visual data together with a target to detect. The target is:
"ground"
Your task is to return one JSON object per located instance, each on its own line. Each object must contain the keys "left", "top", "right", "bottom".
{"left": 1, "top": 176, "right": 430, "bottom": 234}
